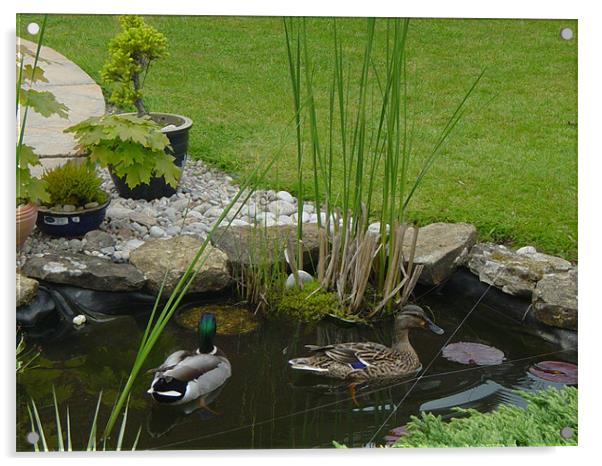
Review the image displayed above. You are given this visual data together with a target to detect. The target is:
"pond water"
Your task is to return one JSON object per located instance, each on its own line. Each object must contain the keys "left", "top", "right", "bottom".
{"left": 16, "top": 290, "right": 577, "bottom": 451}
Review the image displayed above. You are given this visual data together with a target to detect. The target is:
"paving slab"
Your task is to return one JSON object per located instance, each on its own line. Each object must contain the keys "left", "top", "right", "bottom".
{"left": 17, "top": 38, "right": 105, "bottom": 167}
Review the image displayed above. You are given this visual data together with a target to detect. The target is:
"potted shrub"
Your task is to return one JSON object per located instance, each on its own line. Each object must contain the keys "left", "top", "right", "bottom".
{"left": 100, "top": 15, "right": 193, "bottom": 199}
{"left": 65, "top": 113, "right": 180, "bottom": 200}
{"left": 17, "top": 17, "right": 69, "bottom": 248}
{"left": 36, "top": 160, "right": 110, "bottom": 237}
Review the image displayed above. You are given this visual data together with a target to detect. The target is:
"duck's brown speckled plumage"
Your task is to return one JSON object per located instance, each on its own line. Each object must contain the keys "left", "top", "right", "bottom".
{"left": 288, "top": 305, "right": 443, "bottom": 381}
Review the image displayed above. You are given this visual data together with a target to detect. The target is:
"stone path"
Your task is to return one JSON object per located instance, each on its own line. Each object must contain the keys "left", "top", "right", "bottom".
{"left": 18, "top": 38, "right": 105, "bottom": 176}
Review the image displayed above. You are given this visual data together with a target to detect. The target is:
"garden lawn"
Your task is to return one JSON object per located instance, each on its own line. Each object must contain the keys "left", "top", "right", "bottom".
{"left": 17, "top": 15, "right": 577, "bottom": 259}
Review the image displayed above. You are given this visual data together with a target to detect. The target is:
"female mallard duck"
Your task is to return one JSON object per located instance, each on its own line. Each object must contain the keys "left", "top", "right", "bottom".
{"left": 288, "top": 305, "right": 444, "bottom": 381}
{"left": 147, "top": 313, "right": 231, "bottom": 405}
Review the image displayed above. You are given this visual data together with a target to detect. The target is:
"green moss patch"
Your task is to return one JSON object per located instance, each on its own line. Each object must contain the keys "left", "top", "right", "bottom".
{"left": 268, "top": 281, "right": 341, "bottom": 323}
{"left": 176, "top": 305, "right": 259, "bottom": 335}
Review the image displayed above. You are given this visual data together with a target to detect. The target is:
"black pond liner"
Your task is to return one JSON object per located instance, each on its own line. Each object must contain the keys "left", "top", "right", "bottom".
{"left": 433, "top": 267, "right": 577, "bottom": 350}
{"left": 35, "top": 199, "right": 110, "bottom": 237}
{"left": 110, "top": 112, "right": 193, "bottom": 201}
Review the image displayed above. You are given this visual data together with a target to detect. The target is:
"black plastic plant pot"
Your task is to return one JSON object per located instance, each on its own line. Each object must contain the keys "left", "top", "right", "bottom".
{"left": 36, "top": 199, "right": 110, "bottom": 237}
{"left": 111, "top": 112, "right": 193, "bottom": 201}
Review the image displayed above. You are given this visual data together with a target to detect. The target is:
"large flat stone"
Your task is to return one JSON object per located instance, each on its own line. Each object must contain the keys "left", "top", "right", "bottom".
{"left": 532, "top": 268, "right": 578, "bottom": 330}
{"left": 211, "top": 223, "right": 321, "bottom": 272}
{"left": 17, "top": 273, "right": 39, "bottom": 307}
{"left": 468, "top": 243, "right": 572, "bottom": 297}
{"left": 22, "top": 253, "right": 145, "bottom": 291}
{"left": 129, "top": 236, "right": 231, "bottom": 296}
{"left": 403, "top": 223, "right": 478, "bottom": 286}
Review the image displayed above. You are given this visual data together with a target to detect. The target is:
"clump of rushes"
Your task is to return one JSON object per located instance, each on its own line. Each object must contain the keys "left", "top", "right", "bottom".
{"left": 42, "top": 160, "right": 107, "bottom": 208}
{"left": 65, "top": 113, "right": 177, "bottom": 189}
{"left": 101, "top": 15, "right": 168, "bottom": 116}
{"left": 284, "top": 18, "right": 484, "bottom": 319}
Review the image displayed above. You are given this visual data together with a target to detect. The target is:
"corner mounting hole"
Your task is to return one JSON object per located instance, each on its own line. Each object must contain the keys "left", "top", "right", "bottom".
{"left": 560, "top": 27, "right": 573, "bottom": 40}
{"left": 26, "top": 431, "right": 40, "bottom": 445}
{"left": 26, "top": 22, "right": 40, "bottom": 36}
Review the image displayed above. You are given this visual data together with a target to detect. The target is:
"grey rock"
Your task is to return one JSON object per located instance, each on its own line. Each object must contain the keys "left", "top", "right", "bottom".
{"left": 404, "top": 223, "right": 478, "bottom": 286}
{"left": 268, "top": 200, "right": 297, "bottom": 216}
{"left": 204, "top": 206, "right": 223, "bottom": 218}
{"left": 83, "top": 230, "right": 116, "bottom": 252}
{"left": 211, "top": 223, "right": 322, "bottom": 271}
{"left": 368, "top": 222, "right": 390, "bottom": 236}
{"left": 130, "top": 222, "right": 148, "bottom": 235}
{"left": 129, "top": 212, "right": 157, "bottom": 227}
{"left": 532, "top": 268, "right": 577, "bottom": 330}
{"left": 68, "top": 239, "right": 83, "bottom": 251}
{"left": 149, "top": 226, "right": 166, "bottom": 238}
{"left": 62, "top": 204, "right": 76, "bottom": 213}
{"left": 129, "top": 236, "right": 231, "bottom": 295}
{"left": 516, "top": 246, "right": 537, "bottom": 255}
{"left": 84, "top": 202, "right": 99, "bottom": 209}
{"left": 277, "top": 191, "right": 296, "bottom": 204}
{"left": 171, "top": 198, "right": 191, "bottom": 211}
{"left": 106, "top": 206, "right": 133, "bottom": 220}
{"left": 468, "top": 243, "right": 572, "bottom": 297}
{"left": 22, "top": 253, "right": 145, "bottom": 291}
{"left": 123, "top": 239, "right": 145, "bottom": 251}
{"left": 166, "top": 225, "right": 181, "bottom": 236}
{"left": 277, "top": 215, "right": 294, "bottom": 225}
{"left": 17, "top": 273, "right": 38, "bottom": 307}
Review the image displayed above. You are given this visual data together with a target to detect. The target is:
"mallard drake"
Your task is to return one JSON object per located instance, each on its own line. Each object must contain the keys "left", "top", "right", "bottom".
{"left": 147, "top": 313, "right": 231, "bottom": 405}
{"left": 288, "top": 304, "right": 444, "bottom": 381}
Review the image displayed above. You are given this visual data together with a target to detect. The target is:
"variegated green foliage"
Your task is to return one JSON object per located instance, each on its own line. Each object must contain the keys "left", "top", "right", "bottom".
{"left": 101, "top": 15, "right": 168, "bottom": 115}
{"left": 65, "top": 113, "right": 179, "bottom": 189}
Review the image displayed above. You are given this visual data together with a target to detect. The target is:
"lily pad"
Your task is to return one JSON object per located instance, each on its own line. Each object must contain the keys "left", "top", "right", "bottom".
{"left": 528, "top": 361, "right": 578, "bottom": 384}
{"left": 176, "top": 305, "right": 259, "bottom": 335}
{"left": 442, "top": 342, "right": 505, "bottom": 366}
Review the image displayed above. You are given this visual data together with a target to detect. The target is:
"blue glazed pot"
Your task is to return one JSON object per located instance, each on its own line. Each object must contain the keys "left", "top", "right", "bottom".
{"left": 36, "top": 199, "right": 110, "bottom": 237}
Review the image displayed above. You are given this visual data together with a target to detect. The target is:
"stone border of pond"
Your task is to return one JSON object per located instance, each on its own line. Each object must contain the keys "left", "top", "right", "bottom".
{"left": 17, "top": 202, "right": 577, "bottom": 347}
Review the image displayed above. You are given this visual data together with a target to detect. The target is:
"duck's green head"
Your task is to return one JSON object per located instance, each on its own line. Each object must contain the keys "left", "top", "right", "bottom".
{"left": 198, "top": 313, "right": 217, "bottom": 354}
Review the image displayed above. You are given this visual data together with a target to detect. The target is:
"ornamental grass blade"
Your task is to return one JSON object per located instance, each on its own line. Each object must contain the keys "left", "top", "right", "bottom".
{"left": 29, "top": 398, "right": 48, "bottom": 451}
{"left": 26, "top": 403, "right": 39, "bottom": 452}
{"left": 51, "top": 386, "right": 64, "bottom": 451}
{"left": 87, "top": 391, "right": 103, "bottom": 451}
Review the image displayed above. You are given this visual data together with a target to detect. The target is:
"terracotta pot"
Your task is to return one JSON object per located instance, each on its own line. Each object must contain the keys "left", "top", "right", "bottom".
{"left": 16, "top": 203, "right": 38, "bottom": 249}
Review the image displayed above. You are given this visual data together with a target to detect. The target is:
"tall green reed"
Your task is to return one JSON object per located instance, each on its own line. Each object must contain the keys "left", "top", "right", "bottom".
{"left": 284, "top": 17, "right": 483, "bottom": 316}
{"left": 102, "top": 156, "right": 278, "bottom": 439}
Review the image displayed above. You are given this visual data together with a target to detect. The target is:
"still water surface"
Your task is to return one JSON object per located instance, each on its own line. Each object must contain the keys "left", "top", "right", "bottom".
{"left": 16, "top": 291, "right": 576, "bottom": 450}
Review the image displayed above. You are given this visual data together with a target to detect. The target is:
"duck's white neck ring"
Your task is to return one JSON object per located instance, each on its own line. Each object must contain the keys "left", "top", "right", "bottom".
{"left": 197, "top": 346, "right": 217, "bottom": 355}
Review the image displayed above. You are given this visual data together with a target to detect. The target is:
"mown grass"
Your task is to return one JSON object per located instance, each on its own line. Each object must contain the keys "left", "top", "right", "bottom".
{"left": 17, "top": 15, "right": 577, "bottom": 259}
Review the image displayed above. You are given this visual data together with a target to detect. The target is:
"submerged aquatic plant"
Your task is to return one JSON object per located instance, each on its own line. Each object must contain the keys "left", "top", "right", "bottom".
{"left": 284, "top": 18, "right": 484, "bottom": 318}
{"left": 16, "top": 332, "right": 39, "bottom": 375}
